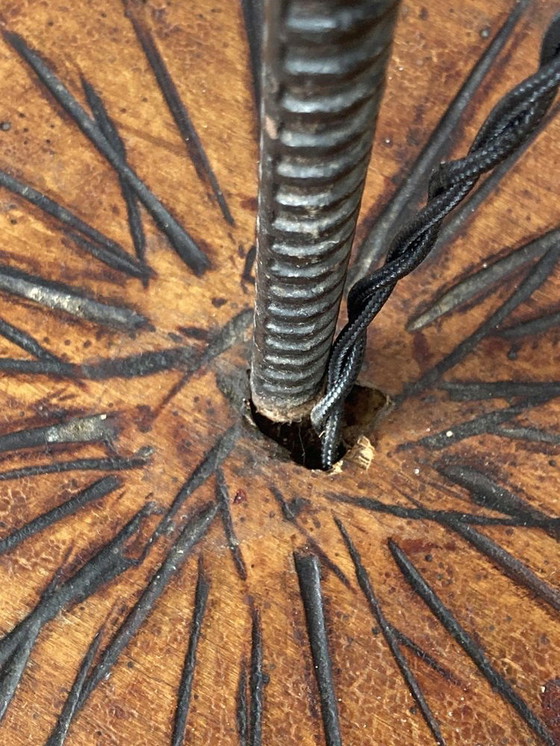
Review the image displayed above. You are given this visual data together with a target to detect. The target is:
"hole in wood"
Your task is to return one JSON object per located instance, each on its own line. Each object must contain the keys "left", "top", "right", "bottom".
{"left": 250, "top": 384, "right": 387, "bottom": 470}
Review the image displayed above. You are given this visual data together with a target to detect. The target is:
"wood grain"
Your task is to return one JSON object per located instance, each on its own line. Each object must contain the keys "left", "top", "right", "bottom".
{"left": 0, "top": 0, "right": 559, "bottom": 744}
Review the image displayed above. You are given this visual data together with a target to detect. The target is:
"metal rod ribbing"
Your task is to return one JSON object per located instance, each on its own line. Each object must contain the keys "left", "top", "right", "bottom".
{"left": 250, "top": 0, "right": 400, "bottom": 422}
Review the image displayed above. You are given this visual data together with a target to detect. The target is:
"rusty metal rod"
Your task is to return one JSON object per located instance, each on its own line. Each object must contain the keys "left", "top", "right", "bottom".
{"left": 250, "top": 0, "right": 400, "bottom": 422}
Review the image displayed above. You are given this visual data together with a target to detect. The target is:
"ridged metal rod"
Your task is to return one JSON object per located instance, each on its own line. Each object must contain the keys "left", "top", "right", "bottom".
{"left": 250, "top": 0, "right": 401, "bottom": 422}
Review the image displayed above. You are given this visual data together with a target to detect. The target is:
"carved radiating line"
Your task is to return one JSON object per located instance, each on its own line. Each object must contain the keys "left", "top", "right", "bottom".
{"left": 249, "top": 606, "right": 265, "bottom": 746}
{"left": 435, "top": 463, "right": 560, "bottom": 537}
{"left": 0, "top": 475, "right": 121, "bottom": 556}
{"left": 0, "top": 263, "right": 149, "bottom": 330}
{"left": 442, "top": 380, "right": 560, "bottom": 401}
{"left": 349, "top": 0, "right": 529, "bottom": 281}
{"left": 0, "top": 359, "right": 75, "bottom": 376}
{"left": 0, "top": 616, "right": 42, "bottom": 722}
{"left": 405, "top": 226, "right": 560, "bottom": 397}
{"left": 270, "top": 487, "right": 351, "bottom": 587}
{"left": 0, "top": 171, "right": 148, "bottom": 280}
{"left": 389, "top": 540, "right": 556, "bottom": 746}
{"left": 0, "top": 413, "right": 117, "bottom": 455}
{"left": 1, "top": 309, "right": 250, "bottom": 382}
{"left": 172, "top": 558, "right": 211, "bottom": 746}
{"left": 152, "top": 307, "right": 253, "bottom": 417}
{"left": 0, "top": 448, "right": 152, "bottom": 482}
{"left": 241, "top": 245, "right": 256, "bottom": 289}
{"left": 427, "top": 105, "right": 560, "bottom": 267}
{"left": 0, "top": 349, "right": 198, "bottom": 380}
{"left": 408, "top": 229, "right": 556, "bottom": 332}
{"left": 0, "top": 503, "right": 151, "bottom": 673}
{"left": 0, "top": 572, "right": 62, "bottom": 721}
{"left": 81, "top": 77, "right": 148, "bottom": 269}
{"left": 0, "top": 307, "right": 251, "bottom": 380}
{"left": 45, "top": 627, "right": 104, "bottom": 746}
{"left": 411, "top": 403, "right": 529, "bottom": 449}
{"left": 240, "top": 0, "right": 263, "bottom": 111}
{"left": 443, "top": 518, "right": 560, "bottom": 613}
{"left": 236, "top": 660, "right": 249, "bottom": 746}
{"left": 0, "top": 352, "right": 194, "bottom": 380}
{"left": 294, "top": 553, "right": 342, "bottom": 746}
{"left": 3, "top": 31, "right": 211, "bottom": 276}
{"left": 391, "top": 628, "right": 462, "bottom": 687}
{"left": 78, "top": 502, "right": 218, "bottom": 707}
{"left": 64, "top": 229, "right": 148, "bottom": 280}
{"left": 81, "top": 347, "right": 195, "bottom": 380}
{"left": 500, "top": 309, "right": 560, "bottom": 339}
{"left": 0, "top": 316, "right": 63, "bottom": 362}
{"left": 326, "top": 492, "right": 560, "bottom": 530}
{"left": 336, "top": 519, "right": 446, "bottom": 745}
{"left": 216, "top": 469, "right": 247, "bottom": 581}
{"left": 496, "top": 425, "right": 560, "bottom": 445}
{"left": 200, "top": 307, "right": 253, "bottom": 357}
{"left": 157, "top": 427, "right": 239, "bottom": 536}
{"left": 125, "top": 7, "right": 234, "bottom": 226}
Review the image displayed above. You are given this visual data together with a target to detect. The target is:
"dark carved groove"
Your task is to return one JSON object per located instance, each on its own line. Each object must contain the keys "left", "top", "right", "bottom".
{"left": 391, "top": 628, "right": 462, "bottom": 688}
{"left": 150, "top": 308, "right": 253, "bottom": 417}
{"left": 436, "top": 463, "right": 560, "bottom": 539}
{"left": 236, "top": 660, "right": 249, "bottom": 746}
{"left": 0, "top": 170, "right": 148, "bottom": 280}
{"left": 0, "top": 448, "right": 152, "bottom": 482}
{"left": 0, "top": 504, "right": 151, "bottom": 688}
{"left": 270, "top": 486, "right": 351, "bottom": 587}
{"left": 409, "top": 228, "right": 559, "bottom": 332}
{"left": 327, "top": 492, "right": 560, "bottom": 530}
{"left": 45, "top": 627, "right": 104, "bottom": 746}
{"left": 0, "top": 359, "right": 76, "bottom": 377}
{"left": 442, "top": 518, "right": 560, "bottom": 613}
{"left": 411, "top": 403, "right": 532, "bottom": 449}
{"left": 240, "top": 0, "right": 263, "bottom": 111}
{"left": 350, "top": 0, "right": 529, "bottom": 282}
{"left": 63, "top": 230, "right": 148, "bottom": 280}
{"left": 3, "top": 30, "right": 211, "bottom": 276}
{"left": 0, "top": 316, "right": 64, "bottom": 362}
{"left": 0, "top": 263, "right": 149, "bottom": 330}
{"left": 81, "top": 347, "right": 196, "bottom": 380}
{"left": 0, "top": 616, "right": 42, "bottom": 722}
{"left": 78, "top": 502, "right": 218, "bottom": 707}
{"left": 405, "top": 226, "right": 560, "bottom": 397}
{"left": 157, "top": 427, "right": 239, "bottom": 536}
{"left": 124, "top": 7, "right": 235, "bottom": 226}
{"left": 216, "top": 468, "right": 247, "bottom": 581}
{"left": 0, "top": 308, "right": 251, "bottom": 381}
{"left": 0, "top": 413, "right": 117, "bottom": 455}
{"left": 496, "top": 425, "right": 560, "bottom": 445}
{"left": 441, "top": 380, "right": 560, "bottom": 402}
{"left": 294, "top": 552, "right": 342, "bottom": 746}
{"left": 172, "top": 558, "right": 211, "bottom": 746}
{"left": 81, "top": 77, "right": 148, "bottom": 269}
{"left": 500, "top": 309, "right": 560, "bottom": 339}
{"left": 249, "top": 605, "right": 265, "bottom": 746}
{"left": 0, "top": 475, "right": 121, "bottom": 556}
{"left": 337, "top": 519, "right": 446, "bottom": 745}
{"left": 389, "top": 540, "right": 556, "bottom": 746}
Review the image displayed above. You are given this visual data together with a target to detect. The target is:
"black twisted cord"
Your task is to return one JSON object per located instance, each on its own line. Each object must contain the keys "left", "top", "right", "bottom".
{"left": 311, "top": 15, "right": 560, "bottom": 470}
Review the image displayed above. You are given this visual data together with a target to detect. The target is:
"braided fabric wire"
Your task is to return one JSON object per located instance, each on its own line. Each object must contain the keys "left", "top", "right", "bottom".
{"left": 311, "top": 15, "right": 560, "bottom": 469}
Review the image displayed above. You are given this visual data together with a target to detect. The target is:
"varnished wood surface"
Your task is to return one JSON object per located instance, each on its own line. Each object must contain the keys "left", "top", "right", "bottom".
{"left": 0, "top": 1, "right": 559, "bottom": 744}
